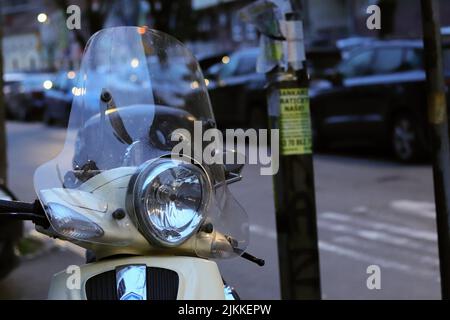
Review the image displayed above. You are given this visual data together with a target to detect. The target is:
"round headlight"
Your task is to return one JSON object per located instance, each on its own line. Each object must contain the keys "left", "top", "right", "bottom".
{"left": 128, "top": 158, "right": 210, "bottom": 247}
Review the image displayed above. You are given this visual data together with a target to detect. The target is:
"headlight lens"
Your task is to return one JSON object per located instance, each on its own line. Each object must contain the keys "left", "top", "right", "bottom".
{"left": 129, "top": 158, "right": 210, "bottom": 247}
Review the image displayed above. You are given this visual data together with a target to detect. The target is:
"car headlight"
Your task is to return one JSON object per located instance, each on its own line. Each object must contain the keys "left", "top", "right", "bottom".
{"left": 127, "top": 158, "right": 211, "bottom": 247}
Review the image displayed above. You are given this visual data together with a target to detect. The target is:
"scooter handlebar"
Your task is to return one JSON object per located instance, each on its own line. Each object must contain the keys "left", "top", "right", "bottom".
{"left": 0, "top": 199, "right": 49, "bottom": 228}
{"left": 0, "top": 199, "right": 35, "bottom": 213}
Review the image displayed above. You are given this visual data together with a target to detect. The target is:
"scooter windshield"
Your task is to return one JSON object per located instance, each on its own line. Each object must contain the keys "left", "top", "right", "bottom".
{"left": 33, "top": 27, "right": 249, "bottom": 258}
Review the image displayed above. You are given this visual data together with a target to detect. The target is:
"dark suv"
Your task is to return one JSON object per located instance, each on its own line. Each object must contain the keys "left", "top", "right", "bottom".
{"left": 311, "top": 40, "right": 450, "bottom": 161}
{"left": 205, "top": 46, "right": 342, "bottom": 129}
{"left": 205, "top": 48, "right": 267, "bottom": 129}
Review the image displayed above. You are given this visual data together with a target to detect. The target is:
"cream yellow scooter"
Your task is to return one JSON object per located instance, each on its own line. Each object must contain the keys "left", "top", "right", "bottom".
{"left": 0, "top": 27, "right": 263, "bottom": 300}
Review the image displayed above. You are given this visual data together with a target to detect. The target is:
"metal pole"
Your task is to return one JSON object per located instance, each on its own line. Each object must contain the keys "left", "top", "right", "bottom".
{"left": 239, "top": 0, "right": 321, "bottom": 299}
{"left": 0, "top": 5, "right": 7, "bottom": 186}
{"left": 268, "top": 8, "right": 321, "bottom": 299}
{"left": 420, "top": 0, "right": 450, "bottom": 299}
{"left": 269, "top": 71, "right": 322, "bottom": 300}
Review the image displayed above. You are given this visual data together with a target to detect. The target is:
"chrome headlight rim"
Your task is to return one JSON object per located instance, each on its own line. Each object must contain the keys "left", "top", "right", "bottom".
{"left": 127, "top": 156, "right": 212, "bottom": 248}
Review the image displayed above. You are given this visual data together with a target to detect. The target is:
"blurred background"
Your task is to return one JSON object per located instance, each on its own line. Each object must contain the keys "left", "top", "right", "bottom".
{"left": 1, "top": 0, "right": 450, "bottom": 299}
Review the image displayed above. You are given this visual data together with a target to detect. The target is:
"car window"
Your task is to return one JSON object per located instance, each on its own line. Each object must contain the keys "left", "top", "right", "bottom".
{"left": 409, "top": 47, "right": 450, "bottom": 74}
{"left": 4, "top": 81, "right": 21, "bottom": 94}
{"left": 23, "top": 75, "right": 54, "bottom": 90}
{"left": 53, "top": 73, "right": 76, "bottom": 92}
{"left": 218, "top": 56, "right": 239, "bottom": 79}
{"left": 235, "top": 54, "right": 257, "bottom": 76}
{"left": 339, "top": 49, "right": 374, "bottom": 78}
{"left": 443, "top": 48, "right": 450, "bottom": 74}
{"left": 205, "top": 63, "right": 222, "bottom": 78}
{"left": 373, "top": 48, "right": 404, "bottom": 74}
{"left": 59, "top": 77, "right": 70, "bottom": 92}
{"left": 51, "top": 73, "right": 66, "bottom": 91}
{"left": 404, "top": 49, "right": 423, "bottom": 70}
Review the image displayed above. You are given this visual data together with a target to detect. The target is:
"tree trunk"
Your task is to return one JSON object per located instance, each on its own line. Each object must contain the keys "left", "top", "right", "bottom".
{"left": 378, "top": 0, "right": 397, "bottom": 38}
{"left": 0, "top": 8, "right": 7, "bottom": 185}
{"left": 146, "top": 0, "right": 195, "bottom": 41}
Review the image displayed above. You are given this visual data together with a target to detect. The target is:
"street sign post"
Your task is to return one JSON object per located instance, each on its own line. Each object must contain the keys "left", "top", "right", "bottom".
{"left": 240, "top": 0, "right": 321, "bottom": 299}
{"left": 267, "top": 65, "right": 322, "bottom": 300}
{"left": 421, "top": 0, "right": 450, "bottom": 300}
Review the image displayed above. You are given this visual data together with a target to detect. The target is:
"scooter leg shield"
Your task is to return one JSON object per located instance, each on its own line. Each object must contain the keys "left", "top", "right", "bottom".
{"left": 48, "top": 256, "right": 225, "bottom": 300}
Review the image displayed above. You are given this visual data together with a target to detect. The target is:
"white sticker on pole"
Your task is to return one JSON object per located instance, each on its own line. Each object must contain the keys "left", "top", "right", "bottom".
{"left": 280, "top": 20, "right": 305, "bottom": 70}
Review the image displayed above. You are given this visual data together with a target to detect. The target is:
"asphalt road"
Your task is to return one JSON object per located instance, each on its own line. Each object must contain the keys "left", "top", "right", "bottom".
{"left": 0, "top": 122, "right": 442, "bottom": 299}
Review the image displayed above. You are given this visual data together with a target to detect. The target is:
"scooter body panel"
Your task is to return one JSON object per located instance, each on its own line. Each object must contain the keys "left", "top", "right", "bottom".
{"left": 48, "top": 256, "right": 225, "bottom": 300}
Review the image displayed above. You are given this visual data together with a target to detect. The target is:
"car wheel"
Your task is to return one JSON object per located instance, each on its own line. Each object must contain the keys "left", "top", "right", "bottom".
{"left": 5, "top": 103, "right": 13, "bottom": 120}
{"left": 391, "top": 114, "right": 424, "bottom": 162}
{"left": 312, "top": 117, "right": 325, "bottom": 152}
{"left": 43, "top": 111, "right": 54, "bottom": 126}
{"left": 17, "top": 108, "right": 30, "bottom": 122}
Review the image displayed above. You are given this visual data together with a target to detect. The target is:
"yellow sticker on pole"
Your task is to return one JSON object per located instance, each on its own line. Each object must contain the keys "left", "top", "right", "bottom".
{"left": 279, "top": 88, "right": 312, "bottom": 155}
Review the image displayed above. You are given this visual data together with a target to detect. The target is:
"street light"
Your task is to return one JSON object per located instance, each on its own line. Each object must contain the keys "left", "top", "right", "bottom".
{"left": 37, "top": 13, "right": 48, "bottom": 23}
{"left": 67, "top": 71, "right": 76, "bottom": 80}
{"left": 130, "top": 58, "right": 139, "bottom": 68}
{"left": 221, "top": 56, "right": 230, "bottom": 64}
{"left": 43, "top": 80, "right": 53, "bottom": 90}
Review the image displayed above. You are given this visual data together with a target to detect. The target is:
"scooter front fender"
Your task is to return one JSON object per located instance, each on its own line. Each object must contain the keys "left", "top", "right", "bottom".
{"left": 48, "top": 256, "right": 225, "bottom": 300}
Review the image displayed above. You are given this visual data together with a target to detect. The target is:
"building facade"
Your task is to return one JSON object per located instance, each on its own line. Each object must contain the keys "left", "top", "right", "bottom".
{"left": 4, "top": 0, "right": 450, "bottom": 72}
{"left": 189, "top": 0, "right": 258, "bottom": 56}
{"left": 188, "top": 0, "right": 376, "bottom": 56}
{"left": 189, "top": 0, "right": 450, "bottom": 57}
{"left": 2, "top": 0, "right": 47, "bottom": 72}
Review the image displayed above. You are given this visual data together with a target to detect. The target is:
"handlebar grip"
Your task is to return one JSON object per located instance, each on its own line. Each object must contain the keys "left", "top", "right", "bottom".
{"left": 241, "top": 252, "right": 265, "bottom": 267}
{"left": 0, "top": 199, "right": 35, "bottom": 213}
{"left": 0, "top": 200, "right": 49, "bottom": 228}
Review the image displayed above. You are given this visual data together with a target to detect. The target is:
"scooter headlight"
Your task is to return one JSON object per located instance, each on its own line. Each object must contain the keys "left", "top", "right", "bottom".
{"left": 128, "top": 158, "right": 210, "bottom": 247}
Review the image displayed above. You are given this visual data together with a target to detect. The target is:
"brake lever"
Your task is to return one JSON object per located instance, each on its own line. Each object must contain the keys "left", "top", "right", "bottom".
{"left": 240, "top": 251, "right": 265, "bottom": 267}
{"left": 226, "top": 235, "right": 265, "bottom": 267}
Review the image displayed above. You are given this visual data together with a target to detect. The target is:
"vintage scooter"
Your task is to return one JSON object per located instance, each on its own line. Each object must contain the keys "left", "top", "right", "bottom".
{"left": 0, "top": 27, "right": 263, "bottom": 300}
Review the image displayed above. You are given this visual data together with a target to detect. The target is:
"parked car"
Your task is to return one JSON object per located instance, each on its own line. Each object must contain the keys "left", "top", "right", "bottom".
{"left": 197, "top": 51, "right": 231, "bottom": 72}
{"left": 5, "top": 73, "right": 55, "bottom": 121}
{"left": 144, "top": 62, "right": 192, "bottom": 108}
{"left": 43, "top": 71, "right": 79, "bottom": 126}
{"left": 311, "top": 40, "right": 450, "bottom": 161}
{"left": 205, "top": 47, "right": 267, "bottom": 128}
{"left": 44, "top": 64, "right": 194, "bottom": 126}
{"left": 0, "top": 185, "right": 22, "bottom": 280}
{"left": 3, "top": 73, "right": 24, "bottom": 119}
{"left": 307, "top": 45, "right": 343, "bottom": 81}
{"left": 205, "top": 46, "right": 342, "bottom": 129}
{"left": 335, "top": 36, "right": 376, "bottom": 59}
